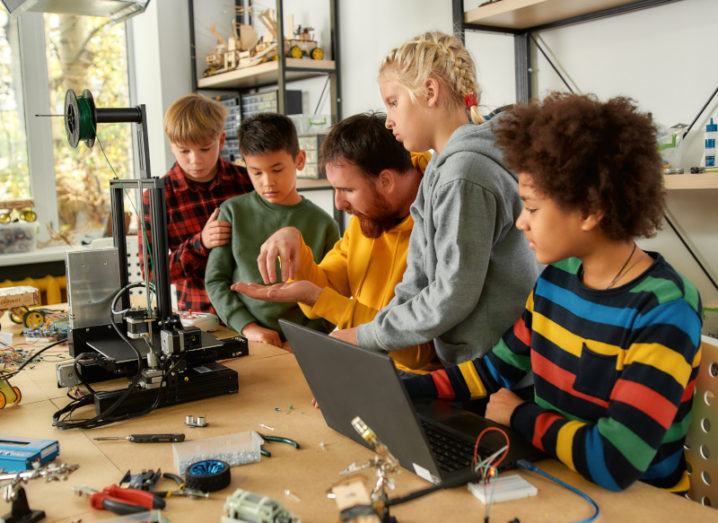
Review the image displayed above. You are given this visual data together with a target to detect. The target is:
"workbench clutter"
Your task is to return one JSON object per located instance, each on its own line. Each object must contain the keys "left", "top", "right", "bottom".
{"left": 0, "top": 435, "right": 79, "bottom": 523}
{"left": 170, "top": 430, "right": 300, "bottom": 474}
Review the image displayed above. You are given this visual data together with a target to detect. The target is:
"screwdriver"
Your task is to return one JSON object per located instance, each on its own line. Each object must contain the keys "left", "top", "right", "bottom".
{"left": 94, "top": 433, "right": 186, "bottom": 443}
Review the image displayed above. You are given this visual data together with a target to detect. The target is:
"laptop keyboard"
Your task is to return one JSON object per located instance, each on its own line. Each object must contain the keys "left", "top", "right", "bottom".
{"left": 420, "top": 419, "right": 476, "bottom": 473}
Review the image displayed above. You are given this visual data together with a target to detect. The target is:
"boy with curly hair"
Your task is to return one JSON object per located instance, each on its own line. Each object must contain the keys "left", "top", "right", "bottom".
{"left": 403, "top": 93, "right": 702, "bottom": 493}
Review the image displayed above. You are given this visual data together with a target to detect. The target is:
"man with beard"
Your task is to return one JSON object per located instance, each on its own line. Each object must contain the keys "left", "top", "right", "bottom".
{"left": 231, "top": 113, "right": 439, "bottom": 373}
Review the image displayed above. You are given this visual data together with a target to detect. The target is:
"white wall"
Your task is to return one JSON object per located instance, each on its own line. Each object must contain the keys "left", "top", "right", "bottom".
{"left": 339, "top": 0, "right": 454, "bottom": 116}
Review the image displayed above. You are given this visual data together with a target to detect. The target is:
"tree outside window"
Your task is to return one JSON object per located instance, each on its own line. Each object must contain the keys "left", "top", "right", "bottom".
{"left": 0, "top": 7, "right": 133, "bottom": 246}
{"left": 0, "top": 7, "right": 30, "bottom": 203}
{"left": 44, "top": 13, "right": 133, "bottom": 242}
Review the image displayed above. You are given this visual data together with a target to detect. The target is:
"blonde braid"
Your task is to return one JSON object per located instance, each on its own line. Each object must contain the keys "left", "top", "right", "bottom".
{"left": 380, "top": 32, "right": 483, "bottom": 124}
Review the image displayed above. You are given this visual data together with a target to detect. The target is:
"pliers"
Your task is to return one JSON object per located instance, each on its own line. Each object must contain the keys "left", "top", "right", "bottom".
{"left": 153, "top": 472, "right": 210, "bottom": 498}
{"left": 74, "top": 484, "right": 166, "bottom": 515}
{"left": 258, "top": 433, "right": 300, "bottom": 457}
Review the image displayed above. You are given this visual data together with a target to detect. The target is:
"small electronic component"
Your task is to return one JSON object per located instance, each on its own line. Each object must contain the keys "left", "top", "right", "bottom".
{"left": 124, "top": 310, "right": 154, "bottom": 340}
{"left": 186, "top": 415, "right": 208, "bottom": 428}
{"left": 161, "top": 325, "right": 202, "bottom": 356}
{"left": 467, "top": 474, "right": 537, "bottom": 504}
{"left": 223, "top": 488, "right": 299, "bottom": 523}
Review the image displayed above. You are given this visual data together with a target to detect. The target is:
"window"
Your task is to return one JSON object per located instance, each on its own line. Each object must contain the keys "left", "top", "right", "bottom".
{"left": 0, "top": 7, "right": 133, "bottom": 245}
{"left": 0, "top": 8, "right": 30, "bottom": 203}
{"left": 44, "top": 13, "right": 133, "bottom": 241}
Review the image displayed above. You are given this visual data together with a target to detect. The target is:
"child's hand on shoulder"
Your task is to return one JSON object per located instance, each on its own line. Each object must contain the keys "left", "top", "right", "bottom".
{"left": 201, "top": 208, "right": 231, "bottom": 249}
{"left": 241, "top": 322, "right": 282, "bottom": 347}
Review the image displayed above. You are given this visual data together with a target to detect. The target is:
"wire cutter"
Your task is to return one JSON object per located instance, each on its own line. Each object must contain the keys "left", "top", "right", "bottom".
{"left": 74, "top": 484, "right": 166, "bottom": 515}
{"left": 258, "top": 433, "right": 300, "bottom": 457}
{"left": 153, "top": 472, "right": 211, "bottom": 499}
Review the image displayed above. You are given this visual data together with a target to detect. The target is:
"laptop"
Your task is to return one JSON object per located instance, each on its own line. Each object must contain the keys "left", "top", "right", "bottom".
{"left": 279, "top": 320, "right": 543, "bottom": 484}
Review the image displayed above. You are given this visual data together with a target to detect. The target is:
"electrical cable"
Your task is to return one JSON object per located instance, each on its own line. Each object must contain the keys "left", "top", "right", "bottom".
{"left": 517, "top": 460, "right": 599, "bottom": 523}
{"left": 472, "top": 427, "right": 510, "bottom": 470}
{"left": 0, "top": 338, "right": 67, "bottom": 380}
{"left": 73, "top": 351, "right": 100, "bottom": 395}
{"left": 53, "top": 282, "right": 152, "bottom": 429}
{"left": 384, "top": 467, "right": 480, "bottom": 507}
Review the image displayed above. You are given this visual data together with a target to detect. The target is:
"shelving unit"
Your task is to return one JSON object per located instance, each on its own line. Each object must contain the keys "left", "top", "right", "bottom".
{"left": 664, "top": 174, "right": 718, "bottom": 191}
{"left": 454, "top": 0, "right": 686, "bottom": 102}
{"left": 188, "top": 0, "right": 343, "bottom": 229}
{"left": 197, "top": 59, "right": 335, "bottom": 90}
{"left": 464, "top": 0, "right": 646, "bottom": 31}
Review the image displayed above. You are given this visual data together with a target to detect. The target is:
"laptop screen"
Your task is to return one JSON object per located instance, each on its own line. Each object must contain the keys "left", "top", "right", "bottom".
{"left": 280, "top": 319, "right": 445, "bottom": 482}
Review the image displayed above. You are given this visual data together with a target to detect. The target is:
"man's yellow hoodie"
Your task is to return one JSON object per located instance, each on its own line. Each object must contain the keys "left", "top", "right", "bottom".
{"left": 294, "top": 153, "right": 439, "bottom": 373}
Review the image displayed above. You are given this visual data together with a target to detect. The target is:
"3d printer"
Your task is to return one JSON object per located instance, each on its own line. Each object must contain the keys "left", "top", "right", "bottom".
{"left": 55, "top": 89, "right": 247, "bottom": 426}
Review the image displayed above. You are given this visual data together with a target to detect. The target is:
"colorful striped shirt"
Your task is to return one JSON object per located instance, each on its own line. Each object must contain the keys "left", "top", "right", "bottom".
{"left": 403, "top": 253, "right": 702, "bottom": 492}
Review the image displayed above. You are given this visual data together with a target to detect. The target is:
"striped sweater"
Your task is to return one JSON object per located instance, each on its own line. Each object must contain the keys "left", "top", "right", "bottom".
{"left": 403, "top": 254, "right": 702, "bottom": 492}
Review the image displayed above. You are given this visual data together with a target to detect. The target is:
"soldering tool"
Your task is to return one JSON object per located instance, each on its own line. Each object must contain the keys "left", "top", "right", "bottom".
{"left": 94, "top": 433, "right": 186, "bottom": 443}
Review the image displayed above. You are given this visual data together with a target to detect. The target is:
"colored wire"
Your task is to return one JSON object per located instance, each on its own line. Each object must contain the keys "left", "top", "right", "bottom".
{"left": 517, "top": 459, "right": 599, "bottom": 523}
{"left": 0, "top": 338, "right": 67, "bottom": 380}
{"left": 75, "top": 94, "right": 96, "bottom": 143}
{"left": 472, "top": 426, "right": 510, "bottom": 470}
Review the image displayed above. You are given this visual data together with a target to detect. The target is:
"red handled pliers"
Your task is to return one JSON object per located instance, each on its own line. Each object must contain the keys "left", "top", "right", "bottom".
{"left": 74, "top": 484, "right": 166, "bottom": 515}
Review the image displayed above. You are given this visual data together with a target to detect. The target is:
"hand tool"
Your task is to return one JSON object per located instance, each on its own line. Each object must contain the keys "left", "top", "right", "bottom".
{"left": 257, "top": 433, "right": 300, "bottom": 457}
{"left": 93, "top": 433, "right": 185, "bottom": 443}
{"left": 74, "top": 484, "right": 166, "bottom": 515}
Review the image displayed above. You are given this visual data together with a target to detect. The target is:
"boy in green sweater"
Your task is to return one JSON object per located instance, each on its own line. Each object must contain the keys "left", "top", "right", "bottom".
{"left": 205, "top": 113, "right": 340, "bottom": 346}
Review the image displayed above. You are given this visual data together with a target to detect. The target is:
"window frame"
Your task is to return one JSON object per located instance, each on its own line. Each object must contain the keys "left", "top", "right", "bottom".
{"left": 12, "top": 10, "right": 137, "bottom": 241}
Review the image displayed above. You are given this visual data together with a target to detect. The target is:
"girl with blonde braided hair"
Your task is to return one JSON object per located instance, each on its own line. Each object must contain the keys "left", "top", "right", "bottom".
{"left": 332, "top": 32, "right": 537, "bottom": 369}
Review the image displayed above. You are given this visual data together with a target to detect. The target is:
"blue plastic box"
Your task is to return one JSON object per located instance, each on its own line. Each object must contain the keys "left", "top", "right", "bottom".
{"left": 0, "top": 435, "right": 59, "bottom": 472}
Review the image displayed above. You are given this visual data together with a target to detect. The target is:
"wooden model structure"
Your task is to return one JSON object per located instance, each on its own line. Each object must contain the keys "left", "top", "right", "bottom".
{"left": 203, "top": 8, "right": 324, "bottom": 77}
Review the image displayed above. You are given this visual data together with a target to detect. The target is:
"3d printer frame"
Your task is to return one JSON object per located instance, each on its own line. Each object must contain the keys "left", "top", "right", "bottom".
{"left": 60, "top": 90, "right": 247, "bottom": 421}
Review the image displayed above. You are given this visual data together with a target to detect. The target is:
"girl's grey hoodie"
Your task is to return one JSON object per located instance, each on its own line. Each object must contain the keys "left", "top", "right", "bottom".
{"left": 357, "top": 120, "right": 537, "bottom": 365}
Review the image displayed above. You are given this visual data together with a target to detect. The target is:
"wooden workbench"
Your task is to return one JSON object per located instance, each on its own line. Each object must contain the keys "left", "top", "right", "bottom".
{"left": 1, "top": 328, "right": 714, "bottom": 522}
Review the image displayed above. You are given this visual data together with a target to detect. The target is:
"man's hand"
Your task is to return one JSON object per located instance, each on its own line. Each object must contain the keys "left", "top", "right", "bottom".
{"left": 257, "top": 226, "right": 303, "bottom": 283}
{"left": 329, "top": 327, "right": 358, "bottom": 346}
{"left": 201, "top": 208, "right": 231, "bottom": 249}
{"left": 241, "top": 322, "right": 282, "bottom": 347}
{"left": 485, "top": 388, "right": 525, "bottom": 427}
{"left": 231, "top": 281, "right": 322, "bottom": 305}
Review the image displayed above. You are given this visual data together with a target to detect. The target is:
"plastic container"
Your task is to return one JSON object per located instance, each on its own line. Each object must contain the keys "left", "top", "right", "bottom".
{"left": 172, "top": 431, "right": 262, "bottom": 474}
{"left": 0, "top": 221, "right": 37, "bottom": 255}
{"left": 289, "top": 113, "right": 331, "bottom": 135}
{"left": 705, "top": 117, "right": 717, "bottom": 168}
{"left": 657, "top": 123, "right": 686, "bottom": 173}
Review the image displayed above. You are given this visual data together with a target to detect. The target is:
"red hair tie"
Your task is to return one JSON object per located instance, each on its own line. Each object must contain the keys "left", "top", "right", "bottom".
{"left": 464, "top": 93, "right": 478, "bottom": 108}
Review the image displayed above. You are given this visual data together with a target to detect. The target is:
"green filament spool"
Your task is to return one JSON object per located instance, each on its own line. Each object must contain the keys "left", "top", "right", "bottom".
{"left": 64, "top": 89, "right": 97, "bottom": 148}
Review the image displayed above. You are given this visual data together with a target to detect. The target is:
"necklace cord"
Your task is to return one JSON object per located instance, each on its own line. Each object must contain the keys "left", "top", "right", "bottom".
{"left": 605, "top": 243, "right": 637, "bottom": 289}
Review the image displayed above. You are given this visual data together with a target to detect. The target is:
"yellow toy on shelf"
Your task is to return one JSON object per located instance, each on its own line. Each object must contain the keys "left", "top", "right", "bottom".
{"left": 0, "top": 199, "right": 37, "bottom": 225}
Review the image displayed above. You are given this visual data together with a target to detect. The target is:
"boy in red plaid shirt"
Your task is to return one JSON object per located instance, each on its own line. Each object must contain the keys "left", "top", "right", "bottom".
{"left": 140, "top": 94, "right": 253, "bottom": 313}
